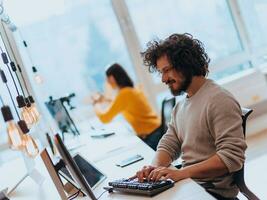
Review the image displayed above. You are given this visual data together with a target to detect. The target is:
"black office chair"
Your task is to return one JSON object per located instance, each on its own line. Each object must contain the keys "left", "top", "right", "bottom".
{"left": 160, "top": 97, "right": 176, "bottom": 135}
{"left": 145, "top": 97, "right": 176, "bottom": 151}
{"left": 233, "top": 107, "right": 259, "bottom": 200}
{"left": 139, "top": 97, "right": 176, "bottom": 151}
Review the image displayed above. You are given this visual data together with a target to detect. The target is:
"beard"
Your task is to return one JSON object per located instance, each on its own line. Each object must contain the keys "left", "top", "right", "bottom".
{"left": 168, "top": 73, "right": 192, "bottom": 96}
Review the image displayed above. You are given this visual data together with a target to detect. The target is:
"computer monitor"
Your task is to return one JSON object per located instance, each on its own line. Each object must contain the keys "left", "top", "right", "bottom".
{"left": 54, "top": 133, "right": 97, "bottom": 200}
{"left": 45, "top": 99, "right": 79, "bottom": 138}
{"left": 59, "top": 154, "right": 106, "bottom": 190}
{"left": 41, "top": 149, "right": 69, "bottom": 200}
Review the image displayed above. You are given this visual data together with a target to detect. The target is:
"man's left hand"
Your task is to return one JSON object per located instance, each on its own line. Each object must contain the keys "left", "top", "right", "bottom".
{"left": 147, "top": 167, "right": 187, "bottom": 182}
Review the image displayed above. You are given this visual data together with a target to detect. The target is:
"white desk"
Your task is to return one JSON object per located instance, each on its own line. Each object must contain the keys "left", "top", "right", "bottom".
{"left": 238, "top": 154, "right": 267, "bottom": 199}
{"left": 0, "top": 122, "right": 215, "bottom": 200}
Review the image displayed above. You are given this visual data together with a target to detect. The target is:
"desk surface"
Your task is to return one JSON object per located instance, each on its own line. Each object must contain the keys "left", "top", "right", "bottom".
{"left": 0, "top": 121, "right": 215, "bottom": 200}
{"left": 241, "top": 154, "right": 267, "bottom": 199}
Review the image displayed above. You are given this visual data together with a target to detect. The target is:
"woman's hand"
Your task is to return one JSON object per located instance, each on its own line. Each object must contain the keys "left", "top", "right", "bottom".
{"left": 91, "top": 92, "right": 105, "bottom": 105}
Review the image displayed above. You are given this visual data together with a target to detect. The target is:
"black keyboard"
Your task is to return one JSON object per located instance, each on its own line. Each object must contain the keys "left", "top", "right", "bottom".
{"left": 107, "top": 178, "right": 174, "bottom": 196}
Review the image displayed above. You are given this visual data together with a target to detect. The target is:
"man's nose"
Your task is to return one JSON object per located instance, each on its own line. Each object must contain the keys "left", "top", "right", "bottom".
{"left": 161, "top": 73, "right": 168, "bottom": 83}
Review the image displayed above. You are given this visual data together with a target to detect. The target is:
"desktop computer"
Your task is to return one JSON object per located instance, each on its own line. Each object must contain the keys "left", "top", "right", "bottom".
{"left": 42, "top": 133, "right": 174, "bottom": 199}
{"left": 51, "top": 134, "right": 98, "bottom": 200}
{"left": 45, "top": 95, "right": 80, "bottom": 140}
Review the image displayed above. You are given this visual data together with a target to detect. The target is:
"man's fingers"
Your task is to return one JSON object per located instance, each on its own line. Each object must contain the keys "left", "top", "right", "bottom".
{"left": 150, "top": 170, "right": 160, "bottom": 181}
{"left": 155, "top": 171, "right": 166, "bottom": 182}
{"left": 128, "top": 174, "right": 137, "bottom": 180}
{"left": 144, "top": 166, "right": 154, "bottom": 177}
{"left": 137, "top": 170, "right": 144, "bottom": 182}
{"left": 147, "top": 170, "right": 154, "bottom": 181}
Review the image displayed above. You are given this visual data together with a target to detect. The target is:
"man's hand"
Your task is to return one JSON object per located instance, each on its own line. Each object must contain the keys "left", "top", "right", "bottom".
{"left": 130, "top": 165, "right": 156, "bottom": 182}
{"left": 131, "top": 165, "right": 188, "bottom": 182}
{"left": 147, "top": 167, "right": 186, "bottom": 182}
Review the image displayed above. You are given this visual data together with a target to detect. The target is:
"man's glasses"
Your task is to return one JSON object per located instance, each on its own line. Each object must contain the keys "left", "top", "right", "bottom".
{"left": 156, "top": 66, "right": 174, "bottom": 77}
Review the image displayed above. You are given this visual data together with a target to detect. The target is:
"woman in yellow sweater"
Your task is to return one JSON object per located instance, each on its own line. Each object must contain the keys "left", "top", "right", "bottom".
{"left": 92, "top": 63, "right": 161, "bottom": 150}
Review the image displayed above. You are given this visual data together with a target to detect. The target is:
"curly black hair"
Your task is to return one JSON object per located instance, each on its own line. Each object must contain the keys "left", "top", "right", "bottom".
{"left": 141, "top": 33, "right": 210, "bottom": 77}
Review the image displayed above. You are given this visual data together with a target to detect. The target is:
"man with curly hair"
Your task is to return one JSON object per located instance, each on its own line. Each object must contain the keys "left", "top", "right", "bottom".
{"left": 132, "top": 33, "right": 246, "bottom": 200}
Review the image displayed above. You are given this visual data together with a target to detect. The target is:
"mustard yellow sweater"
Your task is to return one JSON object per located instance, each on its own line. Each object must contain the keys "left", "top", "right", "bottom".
{"left": 95, "top": 87, "right": 160, "bottom": 137}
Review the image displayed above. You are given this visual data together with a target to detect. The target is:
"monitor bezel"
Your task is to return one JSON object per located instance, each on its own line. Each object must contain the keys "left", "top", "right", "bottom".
{"left": 58, "top": 153, "right": 106, "bottom": 190}
{"left": 54, "top": 133, "right": 97, "bottom": 200}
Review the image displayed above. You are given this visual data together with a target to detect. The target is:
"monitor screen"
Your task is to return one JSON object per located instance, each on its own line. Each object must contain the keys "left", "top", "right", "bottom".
{"left": 59, "top": 154, "right": 106, "bottom": 189}
{"left": 45, "top": 99, "right": 72, "bottom": 132}
{"left": 54, "top": 133, "right": 97, "bottom": 200}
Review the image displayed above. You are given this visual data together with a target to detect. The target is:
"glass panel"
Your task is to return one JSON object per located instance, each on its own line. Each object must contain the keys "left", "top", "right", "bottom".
{"left": 208, "top": 62, "right": 252, "bottom": 81}
{"left": 238, "top": 0, "right": 267, "bottom": 49}
{"left": 5, "top": 0, "right": 133, "bottom": 117}
{"left": 126, "top": 0, "right": 243, "bottom": 63}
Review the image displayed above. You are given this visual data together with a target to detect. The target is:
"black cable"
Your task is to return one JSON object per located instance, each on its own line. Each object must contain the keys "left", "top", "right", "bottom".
{"left": 1, "top": 25, "right": 20, "bottom": 65}
{"left": 0, "top": 32, "right": 26, "bottom": 97}
{"left": 18, "top": 64, "right": 31, "bottom": 95}
{"left": 0, "top": 95, "right": 4, "bottom": 105}
{"left": 97, "top": 190, "right": 108, "bottom": 199}
{"left": 0, "top": 30, "right": 26, "bottom": 97}
{"left": 68, "top": 190, "right": 81, "bottom": 200}
{"left": 0, "top": 44, "right": 21, "bottom": 96}
{"left": 0, "top": 69, "right": 21, "bottom": 120}
{"left": 14, "top": 68, "right": 26, "bottom": 97}
{"left": 5, "top": 83, "right": 20, "bottom": 120}
{"left": 18, "top": 30, "right": 35, "bottom": 66}
{"left": 66, "top": 188, "right": 107, "bottom": 200}
{"left": 1, "top": 27, "right": 31, "bottom": 96}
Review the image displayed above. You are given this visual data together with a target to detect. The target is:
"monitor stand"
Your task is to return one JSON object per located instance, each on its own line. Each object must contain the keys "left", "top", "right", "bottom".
{"left": 41, "top": 149, "right": 85, "bottom": 200}
{"left": 0, "top": 189, "right": 9, "bottom": 200}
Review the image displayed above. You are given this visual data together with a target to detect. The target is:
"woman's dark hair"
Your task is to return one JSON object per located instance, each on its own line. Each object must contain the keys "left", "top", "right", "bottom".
{"left": 141, "top": 33, "right": 210, "bottom": 77}
{"left": 106, "top": 63, "right": 134, "bottom": 88}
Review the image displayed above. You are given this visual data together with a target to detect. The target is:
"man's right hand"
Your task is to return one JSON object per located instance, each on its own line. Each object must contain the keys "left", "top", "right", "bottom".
{"left": 130, "top": 165, "right": 156, "bottom": 182}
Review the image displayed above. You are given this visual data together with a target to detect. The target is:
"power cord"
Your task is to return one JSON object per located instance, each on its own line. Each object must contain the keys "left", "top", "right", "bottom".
{"left": 97, "top": 190, "right": 108, "bottom": 199}
{"left": 68, "top": 190, "right": 81, "bottom": 200}
{"left": 67, "top": 189, "right": 108, "bottom": 200}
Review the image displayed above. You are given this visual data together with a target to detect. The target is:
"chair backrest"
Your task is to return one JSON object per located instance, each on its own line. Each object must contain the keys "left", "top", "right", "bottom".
{"left": 241, "top": 108, "right": 253, "bottom": 137}
{"left": 161, "top": 97, "right": 176, "bottom": 134}
{"left": 234, "top": 107, "right": 259, "bottom": 200}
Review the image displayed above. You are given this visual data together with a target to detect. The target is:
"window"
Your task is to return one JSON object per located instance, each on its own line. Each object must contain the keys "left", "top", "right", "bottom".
{"left": 5, "top": 0, "right": 133, "bottom": 112}
{"left": 209, "top": 62, "right": 252, "bottom": 81}
{"left": 126, "top": 0, "right": 242, "bottom": 63}
{"left": 238, "top": 0, "right": 267, "bottom": 49}
{"left": 125, "top": 0, "right": 250, "bottom": 104}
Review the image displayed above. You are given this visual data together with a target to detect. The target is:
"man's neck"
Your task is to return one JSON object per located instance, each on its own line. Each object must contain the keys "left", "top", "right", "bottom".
{"left": 186, "top": 76, "right": 207, "bottom": 98}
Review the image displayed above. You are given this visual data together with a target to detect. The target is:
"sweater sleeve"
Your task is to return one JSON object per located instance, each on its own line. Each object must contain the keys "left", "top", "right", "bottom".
{"left": 208, "top": 93, "right": 247, "bottom": 173}
{"left": 95, "top": 90, "right": 128, "bottom": 123}
{"left": 157, "top": 105, "right": 182, "bottom": 161}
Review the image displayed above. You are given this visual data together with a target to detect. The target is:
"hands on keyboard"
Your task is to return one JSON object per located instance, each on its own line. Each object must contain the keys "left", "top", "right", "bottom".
{"left": 107, "top": 178, "right": 174, "bottom": 196}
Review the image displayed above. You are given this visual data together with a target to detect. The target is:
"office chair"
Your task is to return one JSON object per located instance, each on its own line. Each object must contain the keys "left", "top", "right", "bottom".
{"left": 233, "top": 107, "right": 260, "bottom": 200}
{"left": 160, "top": 97, "right": 176, "bottom": 135}
{"left": 144, "top": 97, "right": 176, "bottom": 151}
